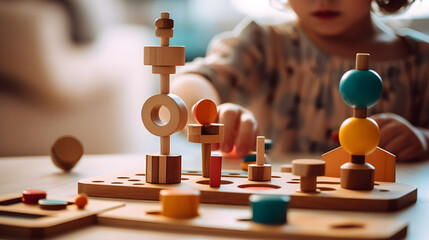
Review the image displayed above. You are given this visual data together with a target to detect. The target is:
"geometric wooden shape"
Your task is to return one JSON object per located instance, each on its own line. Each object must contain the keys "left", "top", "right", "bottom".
{"left": 248, "top": 164, "right": 271, "bottom": 181}
{"left": 22, "top": 190, "right": 47, "bottom": 205}
{"left": 160, "top": 189, "right": 200, "bottom": 219}
{"left": 144, "top": 46, "right": 185, "bottom": 66}
{"left": 280, "top": 164, "right": 292, "bottom": 173}
{"left": 75, "top": 194, "right": 88, "bottom": 209}
{"left": 341, "top": 162, "right": 375, "bottom": 190}
{"left": 78, "top": 170, "right": 417, "bottom": 212}
{"left": 192, "top": 99, "right": 217, "bottom": 125}
{"left": 51, "top": 136, "right": 83, "bottom": 172}
{"left": 292, "top": 159, "right": 325, "bottom": 193}
{"left": 322, "top": 146, "right": 396, "bottom": 182}
{"left": 146, "top": 154, "right": 181, "bottom": 184}
{"left": 209, "top": 153, "right": 222, "bottom": 188}
{"left": 152, "top": 66, "right": 176, "bottom": 74}
{"left": 142, "top": 93, "right": 188, "bottom": 137}
{"left": 256, "top": 136, "right": 265, "bottom": 165}
{"left": 155, "top": 28, "right": 173, "bottom": 38}
{"left": 38, "top": 199, "right": 68, "bottom": 211}
{"left": 250, "top": 195, "right": 289, "bottom": 224}
{"left": 155, "top": 18, "right": 174, "bottom": 29}
{"left": 187, "top": 124, "right": 224, "bottom": 144}
{"left": 0, "top": 194, "right": 124, "bottom": 238}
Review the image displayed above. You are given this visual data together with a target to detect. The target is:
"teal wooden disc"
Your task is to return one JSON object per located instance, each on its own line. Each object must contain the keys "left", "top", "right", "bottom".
{"left": 243, "top": 154, "right": 256, "bottom": 163}
{"left": 249, "top": 194, "right": 290, "bottom": 224}
{"left": 38, "top": 199, "right": 68, "bottom": 210}
{"left": 339, "top": 69, "right": 382, "bottom": 108}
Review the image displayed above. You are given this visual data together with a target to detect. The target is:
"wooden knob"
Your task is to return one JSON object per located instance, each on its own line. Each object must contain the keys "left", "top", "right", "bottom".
{"left": 192, "top": 99, "right": 217, "bottom": 125}
{"left": 292, "top": 159, "right": 325, "bottom": 193}
{"left": 356, "top": 53, "right": 369, "bottom": 70}
{"left": 250, "top": 194, "right": 290, "bottom": 224}
{"left": 160, "top": 189, "right": 200, "bottom": 219}
{"left": 51, "top": 136, "right": 83, "bottom": 172}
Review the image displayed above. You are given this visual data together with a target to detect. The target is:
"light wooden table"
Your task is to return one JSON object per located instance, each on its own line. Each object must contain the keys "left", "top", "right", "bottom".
{"left": 1, "top": 147, "right": 428, "bottom": 239}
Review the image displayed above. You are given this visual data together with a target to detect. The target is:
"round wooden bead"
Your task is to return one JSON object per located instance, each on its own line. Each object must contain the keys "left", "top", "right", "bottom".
{"left": 75, "top": 194, "right": 88, "bottom": 209}
{"left": 160, "top": 189, "right": 200, "bottom": 219}
{"left": 22, "top": 189, "right": 47, "bottom": 205}
{"left": 51, "top": 136, "right": 83, "bottom": 172}
{"left": 339, "top": 117, "right": 380, "bottom": 155}
{"left": 142, "top": 94, "right": 188, "bottom": 137}
{"left": 250, "top": 194, "right": 290, "bottom": 224}
{"left": 339, "top": 69, "right": 382, "bottom": 108}
{"left": 38, "top": 199, "right": 68, "bottom": 210}
{"left": 192, "top": 99, "right": 217, "bottom": 125}
{"left": 155, "top": 18, "right": 174, "bottom": 29}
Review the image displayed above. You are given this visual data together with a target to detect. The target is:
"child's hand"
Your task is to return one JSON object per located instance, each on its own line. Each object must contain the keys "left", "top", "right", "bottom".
{"left": 212, "top": 103, "right": 258, "bottom": 157}
{"left": 371, "top": 113, "right": 428, "bottom": 161}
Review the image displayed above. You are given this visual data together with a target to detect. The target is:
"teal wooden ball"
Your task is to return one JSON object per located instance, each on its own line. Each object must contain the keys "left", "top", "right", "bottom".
{"left": 339, "top": 70, "right": 382, "bottom": 108}
{"left": 250, "top": 194, "right": 290, "bottom": 224}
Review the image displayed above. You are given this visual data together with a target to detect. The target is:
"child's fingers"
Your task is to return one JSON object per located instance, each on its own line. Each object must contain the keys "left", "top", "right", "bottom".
{"left": 235, "top": 113, "right": 258, "bottom": 156}
{"left": 378, "top": 121, "right": 401, "bottom": 147}
{"left": 383, "top": 133, "right": 407, "bottom": 155}
{"left": 371, "top": 113, "right": 394, "bottom": 128}
{"left": 211, "top": 143, "right": 220, "bottom": 150}
{"left": 397, "top": 145, "right": 421, "bottom": 161}
{"left": 218, "top": 107, "right": 239, "bottom": 153}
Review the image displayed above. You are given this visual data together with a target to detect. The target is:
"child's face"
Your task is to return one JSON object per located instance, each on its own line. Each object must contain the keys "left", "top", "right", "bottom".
{"left": 288, "top": 0, "right": 373, "bottom": 37}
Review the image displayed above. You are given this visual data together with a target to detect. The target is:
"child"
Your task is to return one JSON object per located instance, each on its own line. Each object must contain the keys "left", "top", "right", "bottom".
{"left": 171, "top": 0, "right": 429, "bottom": 161}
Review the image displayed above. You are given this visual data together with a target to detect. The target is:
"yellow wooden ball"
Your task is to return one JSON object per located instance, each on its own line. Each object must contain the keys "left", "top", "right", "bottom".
{"left": 339, "top": 117, "right": 380, "bottom": 155}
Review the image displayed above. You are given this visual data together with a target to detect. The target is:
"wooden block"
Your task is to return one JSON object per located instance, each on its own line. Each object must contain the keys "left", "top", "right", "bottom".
{"left": 51, "top": 136, "right": 83, "bottom": 172}
{"left": 160, "top": 189, "right": 200, "bottom": 219}
{"left": 144, "top": 46, "right": 185, "bottom": 66}
{"left": 155, "top": 28, "right": 173, "bottom": 38}
{"left": 341, "top": 162, "right": 375, "bottom": 190}
{"left": 187, "top": 124, "right": 224, "bottom": 143}
{"left": 292, "top": 159, "right": 325, "bottom": 193}
{"left": 210, "top": 153, "right": 222, "bottom": 188}
{"left": 280, "top": 164, "right": 292, "bottom": 173}
{"left": 192, "top": 99, "right": 217, "bottom": 125}
{"left": 250, "top": 195, "right": 289, "bottom": 224}
{"left": 248, "top": 164, "right": 271, "bottom": 181}
{"left": 152, "top": 66, "right": 176, "bottom": 74}
{"left": 322, "top": 146, "right": 395, "bottom": 182}
{"left": 356, "top": 53, "right": 370, "bottom": 70}
{"left": 22, "top": 189, "right": 46, "bottom": 205}
{"left": 141, "top": 93, "right": 188, "bottom": 137}
{"left": 146, "top": 154, "right": 181, "bottom": 184}
{"left": 155, "top": 18, "right": 174, "bottom": 29}
{"left": 256, "top": 136, "right": 265, "bottom": 165}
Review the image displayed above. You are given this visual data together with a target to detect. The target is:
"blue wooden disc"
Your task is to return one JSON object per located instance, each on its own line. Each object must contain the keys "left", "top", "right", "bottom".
{"left": 339, "top": 70, "right": 382, "bottom": 108}
{"left": 249, "top": 194, "right": 290, "bottom": 224}
{"left": 38, "top": 199, "right": 68, "bottom": 210}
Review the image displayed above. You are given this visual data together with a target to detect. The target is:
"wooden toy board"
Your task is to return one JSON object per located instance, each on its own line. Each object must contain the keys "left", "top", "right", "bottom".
{"left": 98, "top": 201, "right": 407, "bottom": 240}
{"left": 78, "top": 170, "right": 417, "bottom": 212}
{"left": 0, "top": 193, "right": 124, "bottom": 238}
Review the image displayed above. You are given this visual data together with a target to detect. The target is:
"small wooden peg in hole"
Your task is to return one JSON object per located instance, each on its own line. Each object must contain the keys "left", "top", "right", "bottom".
{"left": 292, "top": 159, "right": 325, "bottom": 193}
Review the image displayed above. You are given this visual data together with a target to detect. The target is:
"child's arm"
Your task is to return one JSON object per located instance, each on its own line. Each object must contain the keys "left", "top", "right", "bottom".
{"left": 171, "top": 73, "right": 258, "bottom": 157}
{"left": 372, "top": 113, "right": 429, "bottom": 161}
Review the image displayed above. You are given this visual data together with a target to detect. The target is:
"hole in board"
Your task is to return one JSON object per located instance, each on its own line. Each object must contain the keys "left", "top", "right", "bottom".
{"left": 128, "top": 179, "right": 141, "bottom": 182}
{"left": 287, "top": 181, "right": 300, "bottom": 184}
{"left": 237, "top": 184, "right": 281, "bottom": 190}
{"left": 237, "top": 218, "right": 251, "bottom": 222}
{"left": 117, "top": 176, "right": 130, "bottom": 179}
{"left": 374, "top": 183, "right": 380, "bottom": 186}
{"left": 111, "top": 182, "right": 123, "bottom": 184}
{"left": 132, "top": 183, "right": 145, "bottom": 186}
{"left": 181, "top": 178, "right": 189, "bottom": 180}
{"left": 291, "top": 178, "right": 300, "bottom": 181}
{"left": 135, "top": 173, "right": 146, "bottom": 176}
{"left": 146, "top": 210, "right": 161, "bottom": 215}
{"left": 228, "top": 173, "right": 240, "bottom": 175}
{"left": 317, "top": 181, "right": 340, "bottom": 185}
{"left": 186, "top": 171, "right": 200, "bottom": 174}
{"left": 271, "top": 175, "right": 281, "bottom": 178}
{"left": 196, "top": 180, "right": 233, "bottom": 185}
{"left": 318, "top": 187, "right": 336, "bottom": 191}
{"left": 331, "top": 222, "right": 365, "bottom": 229}
{"left": 92, "top": 180, "right": 104, "bottom": 183}
{"left": 379, "top": 189, "right": 389, "bottom": 192}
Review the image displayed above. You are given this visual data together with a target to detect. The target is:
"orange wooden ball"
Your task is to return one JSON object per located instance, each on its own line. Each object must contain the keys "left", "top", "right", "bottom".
{"left": 339, "top": 117, "right": 380, "bottom": 156}
{"left": 192, "top": 99, "right": 217, "bottom": 125}
{"left": 75, "top": 194, "right": 88, "bottom": 209}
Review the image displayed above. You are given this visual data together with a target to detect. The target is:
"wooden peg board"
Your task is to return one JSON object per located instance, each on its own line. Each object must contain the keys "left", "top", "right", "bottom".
{"left": 97, "top": 201, "right": 407, "bottom": 240}
{"left": 0, "top": 193, "right": 124, "bottom": 238}
{"left": 78, "top": 170, "right": 417, "bottom": 212}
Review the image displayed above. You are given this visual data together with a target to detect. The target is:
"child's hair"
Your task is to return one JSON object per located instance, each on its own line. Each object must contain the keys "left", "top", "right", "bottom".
{"left": 374, "top": 0, "right": 415, "bottom": 14}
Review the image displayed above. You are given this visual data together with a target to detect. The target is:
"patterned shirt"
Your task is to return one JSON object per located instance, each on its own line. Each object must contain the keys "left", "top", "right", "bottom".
{"left": 182, "top": 19, "right": 429, "bottom": 154}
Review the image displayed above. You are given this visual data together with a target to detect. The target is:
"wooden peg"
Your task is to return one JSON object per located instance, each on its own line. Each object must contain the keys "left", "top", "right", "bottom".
{"left": 248, "top": 136, "right": 271, "bottom": 181}
{"left": 356, "top": 53, "right": 370, "bottom": 70}
{"left": 160, "top": 189, "right": 200, "bottom": 219}
{"left": 280, "top": 164, "right": 292, "bottom": 173}
{"left": 210, "top": 153, "right": 222, "bottom": 188}
{"left": 51, "top": 136, "right": 83, "bottom": 172}
{"left": 292, "top": 159, "right": 325, "bottom": 193}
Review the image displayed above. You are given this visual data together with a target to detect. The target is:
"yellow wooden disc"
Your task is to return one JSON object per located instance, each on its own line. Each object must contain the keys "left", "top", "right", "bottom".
{"left": 339, "top": 117, "right": 379, "bottom": 155}
{"left": 160, "top": 189, "right": 200, "bottom": 219}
